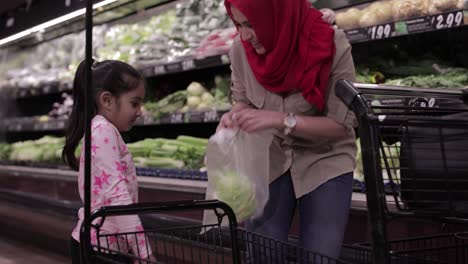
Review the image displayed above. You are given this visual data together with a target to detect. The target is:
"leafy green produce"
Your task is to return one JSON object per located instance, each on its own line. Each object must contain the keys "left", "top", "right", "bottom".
{"left": 187, "top": 82, "right": 207, "bottom": 96}
{"left": 134, "top": 157, "right": 184, "bottom": 168}
{"left": 144, "top": 90, "right": 187, "bottom": 118}
{"left": 0, "top": 144, "right": 12, "bottom": 160}
{"left": 212, "top": 170, "right": 256, "bottom": 221}
{"left": 176, "top": 135, "right": 208, "bottom": 147}
{"left": 354, "top": 139, "right": 401, "bottom": 183}
{"left": 128, "top": 136, "right": 207, "bottom": 169}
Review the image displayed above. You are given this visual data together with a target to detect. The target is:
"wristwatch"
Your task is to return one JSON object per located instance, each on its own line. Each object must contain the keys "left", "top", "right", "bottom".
{"left": 283, "top": 112, "right": 297, "bottom": 136}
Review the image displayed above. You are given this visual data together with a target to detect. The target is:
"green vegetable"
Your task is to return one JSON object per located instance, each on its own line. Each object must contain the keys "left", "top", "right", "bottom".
{"left": 187, "top": 96, "right": 201, "bottom": 108}
{"left": 134, "top": 157, "right": 184, "bottom": 168}
{"left": 144, "top": 90, "right": 187, "bottom": 118}
{"left": 0, "top": 144, "right": 12, "bottom": 160}
{"left": 187, "top": 82, "right": 206, "bottom": 96}
{"left": 212, "top": 170, "right": 256, "bottom": 221}
{"left": 176, "top": 135, "right": 208, "bottom": 147}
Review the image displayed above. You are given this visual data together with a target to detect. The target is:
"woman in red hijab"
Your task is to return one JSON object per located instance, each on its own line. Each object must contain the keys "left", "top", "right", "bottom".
{"left": 217, "top": 0, "right": 357, "bottom": 260}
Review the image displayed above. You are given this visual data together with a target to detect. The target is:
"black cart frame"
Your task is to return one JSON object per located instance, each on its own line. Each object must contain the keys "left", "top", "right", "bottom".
{"left": 336, "top": 80, "right": 468, "bottom": 264}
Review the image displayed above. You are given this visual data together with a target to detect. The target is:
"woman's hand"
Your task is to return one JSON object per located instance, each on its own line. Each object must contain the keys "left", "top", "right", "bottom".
{"left": 217, "top": 111, "right": 236, "bottom": 132}
{"left": 216, "top": 102, "right": 252, "bottom": 132}
{"left": 320, "top": 8, "right": 336, "bottom": 25}
{"left": 233, "top": 109, "right": 285, "bottom": 133}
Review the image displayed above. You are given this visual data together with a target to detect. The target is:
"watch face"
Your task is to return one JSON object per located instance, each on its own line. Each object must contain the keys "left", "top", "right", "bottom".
{"left": 285, "top": 115, "right": 296, "bottom": 127}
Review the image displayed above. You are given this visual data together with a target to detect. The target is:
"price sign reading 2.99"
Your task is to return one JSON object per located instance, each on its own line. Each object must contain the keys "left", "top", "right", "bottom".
{"left": 431, "top": 11, "right": 464, "bottom": 30}
{"left": 368, "top": 23, "right": 394, "bottom": 40}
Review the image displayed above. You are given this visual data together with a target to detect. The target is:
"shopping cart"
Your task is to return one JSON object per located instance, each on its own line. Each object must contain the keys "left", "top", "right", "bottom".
{"left": 335, "top": 80, "right": 468, "bottom": 263}
{"left": 79, "top": 199, "right": 348, "bottom": 264}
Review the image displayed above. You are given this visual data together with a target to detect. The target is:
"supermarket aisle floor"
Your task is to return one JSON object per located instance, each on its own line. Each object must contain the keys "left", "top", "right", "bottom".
{"left": 0, "top": 236, "right": 69, "bottom": 264}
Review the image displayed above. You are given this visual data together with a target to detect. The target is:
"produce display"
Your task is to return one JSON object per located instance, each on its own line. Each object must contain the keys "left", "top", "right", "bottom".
{"left": 0, "top": 27, "right": 107, "bottom": 90}
{"left": 128, "top": 135, "right": 208, "bottom": 169}
{"left": 354, "top": 139, "right": 401, "bottom": 184}
{"left": 193, "top": 27, "right": 238, "bottom": 58}
{"left": 143, "top": 75, "right": 231, "bottom": 118}
{"left": 48, "top": 93, "right": 74, "bottom": 118}
{"left": 6, "top": 136, "right": 65, "bottom": 163}
{"left": 335, "top": 0, "right": 466, "bottom": 29}
{"left": 0, "top": 135, "right": 208, "bottom": 170}
{"left": 0, "top": 0, "right": 234, "bottom": 92}
{"left": 356, "top": 57, "right": 468, "bottom": 88}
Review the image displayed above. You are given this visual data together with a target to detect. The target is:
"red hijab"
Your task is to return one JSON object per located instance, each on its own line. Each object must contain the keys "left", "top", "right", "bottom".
{"left": 225, "top": 0, "right": 335, "bottom": 112}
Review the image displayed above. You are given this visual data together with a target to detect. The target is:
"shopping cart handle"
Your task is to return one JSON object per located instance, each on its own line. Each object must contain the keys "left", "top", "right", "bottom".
{"left": 335, "top": 79, "right": 360, "bottom": 109}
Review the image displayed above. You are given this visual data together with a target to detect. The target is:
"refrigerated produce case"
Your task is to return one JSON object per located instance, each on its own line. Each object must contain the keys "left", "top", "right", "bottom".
{"left": 1, "top": 0, "right": 468, "bottom": 262}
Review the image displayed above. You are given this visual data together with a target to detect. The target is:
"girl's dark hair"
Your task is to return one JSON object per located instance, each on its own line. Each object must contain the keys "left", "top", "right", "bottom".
{"left": 62, "top": 59, "right": 143, "bottom": 170}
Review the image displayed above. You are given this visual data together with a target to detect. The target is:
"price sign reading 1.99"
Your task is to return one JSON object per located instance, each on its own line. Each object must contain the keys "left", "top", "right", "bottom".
{"left": 431, "top": 11, "right": 464, "bottom": 30}
{"left": 368, "top": 23, "right": 395, "bottom": 40}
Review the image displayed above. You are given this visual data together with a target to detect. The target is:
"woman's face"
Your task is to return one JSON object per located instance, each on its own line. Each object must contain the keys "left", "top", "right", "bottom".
{"left": 231, "top": 6, "right": 266, "bottom": 55}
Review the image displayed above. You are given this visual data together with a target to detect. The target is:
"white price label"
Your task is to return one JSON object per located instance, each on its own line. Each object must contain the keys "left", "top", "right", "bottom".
{"left": 203, "top": 111, "right": 219, "bottom": 122}
{"left": 154, "top": 65, "right": 166, "bottom": 75}
{"left": 42, "top": 85, "right": 51, "bottom": 94}
{"left": 143, "top": 116, "right": 154, "bottom": 125}
{"left": 431, "top": 11, "right": 464, "bottom": 30}
{"left": 170, "top": 113, "right": 184, "bottom": 123}
{"left": 58, "top": 121, "right": 66, "bottom": 129}
{"left": 182, "top": 60, "right": 195, "bottom": 71}
{"left": 368, "top": 23, "right": 393, "bottom": 40}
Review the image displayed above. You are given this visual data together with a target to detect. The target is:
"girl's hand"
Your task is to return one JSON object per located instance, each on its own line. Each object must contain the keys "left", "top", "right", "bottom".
{"left": 233, "top": 109, "right": 285, "bottom": 133}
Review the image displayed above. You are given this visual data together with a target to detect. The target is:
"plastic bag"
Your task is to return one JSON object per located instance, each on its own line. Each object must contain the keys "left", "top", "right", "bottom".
{"left": 203, "top": 128, "right": 273, "bottom": 225}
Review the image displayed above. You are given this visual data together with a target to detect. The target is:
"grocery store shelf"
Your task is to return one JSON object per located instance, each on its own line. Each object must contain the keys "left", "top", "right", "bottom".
{"left": 139, "top": 53, "right": 231, "bottom": 77}
{"left": 345, "top": 9, "right": 468, "bottom": 44}
{"left": 0, "top": 164, "right": 391, "bottom": 209}
{"left": 0, "top": 81, "right": 72, "bottom": 99}
{"left": 3, "top": 117, "right": 68, "bottom": 132}
{"left": 0, "top": 164, "right": 206, "bottom": 194}
{"left": 136, "top": 109, "right": 228, "bottom": 126}
{"left": 2, "top": 110, "right": 228, "bottom": 132}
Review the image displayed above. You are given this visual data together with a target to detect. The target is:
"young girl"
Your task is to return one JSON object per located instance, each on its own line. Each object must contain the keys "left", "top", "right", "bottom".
{"left": 63, "top": 59, "right": 153, "bottom": 263}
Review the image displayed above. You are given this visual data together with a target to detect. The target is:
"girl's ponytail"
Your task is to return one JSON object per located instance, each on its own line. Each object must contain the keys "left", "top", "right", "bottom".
{"left": 62, "top": 59, "right": 143, "bottom": 170}
{"left": 62, "top": 59, "right": 89, "bottom": 171}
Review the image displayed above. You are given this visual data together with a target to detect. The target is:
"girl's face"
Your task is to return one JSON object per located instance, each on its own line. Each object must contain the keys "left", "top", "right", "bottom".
{"left": 230, "top": 6, "right": 266, "bottom": 55}
{"left": 106, "top": 81, "right": 145, "bottom": 132}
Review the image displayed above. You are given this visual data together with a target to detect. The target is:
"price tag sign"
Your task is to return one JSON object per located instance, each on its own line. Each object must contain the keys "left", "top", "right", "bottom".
{"left": 142, "top": 68, "right": 153, "bottom": 77}
{"left": 170, "top": 113, "right": 184, "bottom": 123}
{"left": 182, "top": 59, "right": 195, "bottom": 71}
{"left": 367, "top": 23, "right": 395, "bottom": 40}
{"left": 33, "top": 123, "right": 42, "bottom": 131}
{"left": 203, "top": 110, "right": 219, "bottom": 123}
{"left": 345, "top": 28, "right": 370, "bottom": 43}
{"left": 58, "top": 121, "right": 66, "bottom": 129}
{"left": 154, "top": 65, "right": 166, "bottom": 75}
{"left": 18, "top": 90, "right": 27, "bottom": 98}
{"left": 166, "top": 62, "right": 182, "bottom": 73}
{"left": 42, "top": 85, "right": 51, "bottom": 94}
{"left": 431, "top": 10, "right": 464, "bottom": 30}
{"left": 142, "top": 116, "right": 154, "bottom": 125}
{"left": 42, "top": 122, "right": 51, "bottom": 130}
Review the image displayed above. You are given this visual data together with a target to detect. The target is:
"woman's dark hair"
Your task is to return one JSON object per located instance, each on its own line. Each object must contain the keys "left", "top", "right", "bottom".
{"left": 62, "top": 59, "right": 143, "bottom": 170}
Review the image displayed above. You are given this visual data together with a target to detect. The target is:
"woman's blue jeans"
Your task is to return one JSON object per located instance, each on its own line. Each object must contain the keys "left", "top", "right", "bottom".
{"left": 245, "top": 172, "right": 353, "bottom": 262}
